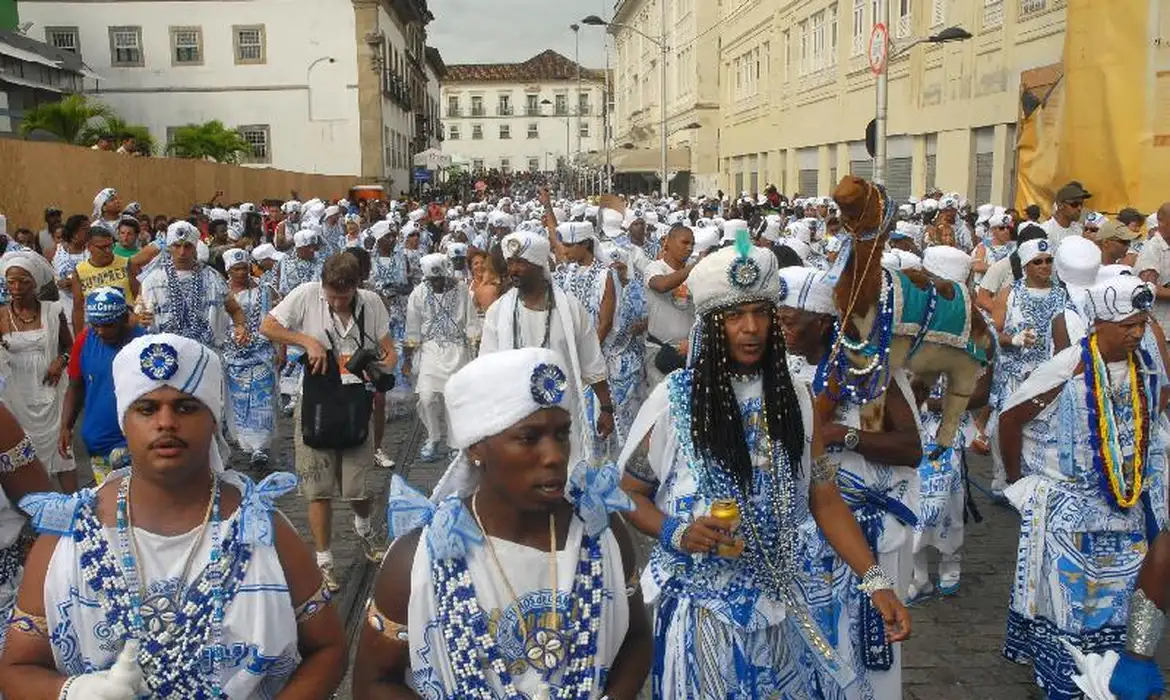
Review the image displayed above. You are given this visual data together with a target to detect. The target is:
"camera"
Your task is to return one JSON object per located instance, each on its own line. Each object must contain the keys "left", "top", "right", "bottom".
{"left": 346, "top": 348, "right": 396, "bottom": 393}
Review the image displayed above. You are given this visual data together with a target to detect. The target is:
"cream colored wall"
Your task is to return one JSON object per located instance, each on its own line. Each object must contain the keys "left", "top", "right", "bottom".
{"left": 611, "top": 0, "right": 1067, "bottom": 203}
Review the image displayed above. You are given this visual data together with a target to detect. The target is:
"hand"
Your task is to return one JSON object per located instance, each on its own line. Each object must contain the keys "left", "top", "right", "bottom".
{"left": 821, "top": 422, "right": 848, "bottom": 447}
{"left": 870, "top": 589, "right": 912, "bottom": 642}
{"left": 64, "top": 639, "right": 144, "bottom": 699}
{"left": 43, "top": 358, "right": 66, "bottom": 387}
{"left": 233, "top": 324, "right": 250, "bottom": 346}
{"left": 610, "top": 260, "right": 629, "bottom": 281}
{"left": 137, "top": 309, "right": 155, "bottom": 328}
{"left": 1010, "top": 329, "right": 1037, "bottom": 348}
{"left": 303, "top": 338, "right": 328, "bottom": 375}
{"left": 58, "top": 426, "right": 74, "bottom": 459}
{"left": 539, "top": 187, "right": 552, "bottom": 208}
{"left": 679, "top": 516, "right": 733, "bottom": 554}
{"left": 596, "top": 409, "right": 614, "bottom": 439}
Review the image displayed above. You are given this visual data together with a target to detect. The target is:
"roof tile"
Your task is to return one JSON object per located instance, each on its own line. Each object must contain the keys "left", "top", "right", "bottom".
{"left": 445, "top": 49, "right": 604, "bottom": 84}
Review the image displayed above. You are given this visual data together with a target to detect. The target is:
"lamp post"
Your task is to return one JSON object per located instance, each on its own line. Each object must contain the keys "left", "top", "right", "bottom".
{"left": 872, "top": 5, "right": 971, "bottom": 185}
{"left": 583, "top": 11, "right": 667, "bottom": 197}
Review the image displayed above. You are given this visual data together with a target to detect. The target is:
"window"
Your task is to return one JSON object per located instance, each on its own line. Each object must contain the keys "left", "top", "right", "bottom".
{"left": 984, "top": 0, "right": 1004, "bottom": 27}
{"left": 499, "top": 124, "right": 511, "bottom": 140}
{"left": 526, "top": 94, "right": 540, "bottom": 115}
{"left": 829, "top": 4, "right": 838, "bottom": 66}
{"left": 1020, "top": 0, "right": 1046, "bottom": 14}
{"left": 448, "top": 125, "right": 460, "bottom": 140}
{"left": 896, "top": 0, "right": 912, "bottom": 37}
{"left": 578, "top": 93, "right": 591, "bottom": 115}
{"left": 108, "top": 26, "right": 143, "bottom": 67}
{"left": 932, "top": 0, "right": 945, "bottom": 26}
{"left": 528, "top": 157, "right": 540, "bottom": 171}
{"left": 554, "top": 94, "right": 568, "bottom": 116}
{"left": 471, "top": 124, "right": 483, "bottom": 140}
{"left": 237, "top": 124, "right": 270, "bottom": 164}
{"left": 472, "top": 158, "right": 484, "bottom": 171}
{"left": 384, "top": 126, "right": 393, "bottom": 167}
{"left": 233, "top": 25, "right": 266, "bottom": 64}
{"left": 170, "top": 26, "right": 202, "bottom": 65}
{"left": 811, "top": 11, "right": 826, "bottom": 72}
{"left": 852, "top": 0, "right": 865, "bottom": 55}
{"left": 799, "top": 21, "right": 808, "bottom": 75}
{"left": 471, "top": 95, "right": 485, "bottom": 117}
{"left": 579, "top": 122, "right": 590, "bottom": 137}
{"left": 527, "top": 122, "right": 539, "bottom": 139}
{"left": 46, "top": 27, "right": 79, "bottom": 55}
{"left": 782, "top": 30, "right": 790, "bottom": 81}
{"left": 447, "top": 96, "right": 460, "bottom": 117}
{"left": 500, "top": 158, "right": 511, "bottom": 174}
{"left": 498, "top": 93, "right": 512, "bottom": 116}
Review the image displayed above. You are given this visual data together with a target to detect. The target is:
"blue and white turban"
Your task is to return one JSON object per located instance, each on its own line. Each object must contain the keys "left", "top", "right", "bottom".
{"left": 114, "top": 333, "right": 225, "bottom": 472}
{"left": 93, "top": 188, "right": 117, "bottom": 219}
{"left": 166, "top": 221, "right": 200, "bottom": 246}
{"left": 85, "top": 286, "right": 128, "bottom": 325}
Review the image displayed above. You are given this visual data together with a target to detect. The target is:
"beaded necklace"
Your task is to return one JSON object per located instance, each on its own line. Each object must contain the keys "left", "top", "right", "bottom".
{"left": 423, "top": 281, "right": 465, "bottom": 347}
{"left": 814, "top": 269, "right": 895, "bottom": 406}
{"left": 162, "top": 259, "right": 213, "bottom": 346}
{"left": 513, "top": 285, "right": 554, "bottom": 350}
{"left": 225, "top": 283, "right": 269, "bottom": 359}
{"left": 1081, "top": 334, "right": 1153, "bottom": 510}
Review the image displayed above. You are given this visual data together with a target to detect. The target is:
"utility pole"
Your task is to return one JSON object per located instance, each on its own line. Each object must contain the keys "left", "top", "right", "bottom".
{"left": 874, "top": 0, "right": 890, "bottom": 185}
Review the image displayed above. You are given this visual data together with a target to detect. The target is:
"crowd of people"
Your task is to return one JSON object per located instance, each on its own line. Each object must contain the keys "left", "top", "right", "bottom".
{"left": 0, "top": 177, "right": 1162, "bottom": 699}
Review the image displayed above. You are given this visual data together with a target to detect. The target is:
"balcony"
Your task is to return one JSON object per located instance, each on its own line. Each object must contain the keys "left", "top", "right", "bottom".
{"left": 470, "top": 106, "right": 486, "bottom": 117}
{"left": 446, "top": 107, "right": 461, "bottom": 117}
{"left": 525, "top": 106, "right": 541, "bottom": 116}
{"left": 497, "top": 106, "right": 514, "bottom": 116}
{"left": 578, "top": 104, "right": 591, "bottom": 115}
{"left": 554, "top": 106, "right": 568, "bottom": 116}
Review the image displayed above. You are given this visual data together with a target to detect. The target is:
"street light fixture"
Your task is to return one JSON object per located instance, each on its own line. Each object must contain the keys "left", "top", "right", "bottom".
{"left": 582, "top": 11, "right": 669, "bottom": 196}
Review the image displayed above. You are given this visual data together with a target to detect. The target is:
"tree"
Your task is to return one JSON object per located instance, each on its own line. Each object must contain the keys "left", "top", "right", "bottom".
{"left": 80, "top": 116, "right": 157, "bottom": 155}
{"left": 18, "top": 94, "right": 114, "bottom": 144}
{"left": 165, "top": 121, "right": 253, "bottom": 164}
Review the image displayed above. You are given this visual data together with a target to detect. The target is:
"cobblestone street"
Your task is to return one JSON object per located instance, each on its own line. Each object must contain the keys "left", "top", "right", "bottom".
{"left": 246, "top": 409, "right": 1169, "bottom": 699}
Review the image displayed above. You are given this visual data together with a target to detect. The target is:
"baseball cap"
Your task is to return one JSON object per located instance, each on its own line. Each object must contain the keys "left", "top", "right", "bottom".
{"left": 1055, "top": 182, "right": 1092, "bottom": 203}
{"left": 1090, "top": 220, "right": 1141, "bottom": 243}
{"left": 1118, "top": 207, "right": 1146, "bottom": 226}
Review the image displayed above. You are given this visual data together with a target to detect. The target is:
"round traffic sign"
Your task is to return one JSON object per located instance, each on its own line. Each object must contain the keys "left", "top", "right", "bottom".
{"left": 869, "top": 23, "right": 889, "bottom": 75}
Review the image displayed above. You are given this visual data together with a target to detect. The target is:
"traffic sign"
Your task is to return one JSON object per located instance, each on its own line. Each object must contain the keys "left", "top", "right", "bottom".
{"left": 869, "top": 23, "right": 889, "bottom": 75}
{"left": 413, "top": 167, "right": 432, "bottom": 183}
{"left": 865, "top": 119, "right": 877, "bottom": 158}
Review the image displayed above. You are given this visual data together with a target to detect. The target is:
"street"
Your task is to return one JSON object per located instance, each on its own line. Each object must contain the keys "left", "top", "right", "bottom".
{"left": 248, "top": 409, "right": 1169, "bottom": 699}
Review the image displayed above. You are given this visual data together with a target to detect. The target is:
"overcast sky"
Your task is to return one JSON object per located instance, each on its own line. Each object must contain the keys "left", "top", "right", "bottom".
{"left": 428, "top": 0, "right": 611, "bottom": 69}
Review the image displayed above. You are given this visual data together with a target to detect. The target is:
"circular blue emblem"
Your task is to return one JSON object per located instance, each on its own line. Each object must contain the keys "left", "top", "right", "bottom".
{"left": 1037, "top": 240, "right": 1049, "bottom": 252}
{"left": 1133, "top": 284, "right": 1155, "bottom": 312}
{"left": 530, "top": 363, "right": 568, "bottom": 407}
{"left": 777, "top": 277, "right": 790, "bottom": 303}
{"left": 139, "top": 343, "right": 179, "bottom": 381}
{"left": 728, "top": 256, "right": 761, "bottom": 290}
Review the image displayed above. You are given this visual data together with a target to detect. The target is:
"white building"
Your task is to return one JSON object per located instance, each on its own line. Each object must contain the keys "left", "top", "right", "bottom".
{"left": 19, "top": 0, "right": 443, "bottom": 186}
{"left": 441, "top": 50, "right": 605, "bottom": 176}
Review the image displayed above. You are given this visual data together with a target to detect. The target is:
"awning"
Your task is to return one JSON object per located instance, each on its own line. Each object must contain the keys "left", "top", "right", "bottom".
{"left": 612, "top": 147, "right": 691, "bottom": 174}
{"left": 0, "top": 73, "right": 64, "bottom": 92}
{"left": 0, "top": 41, "right": 63, "bottom": 70}
{"left": 576, "top": 152, "right": 606, "bottom": 167}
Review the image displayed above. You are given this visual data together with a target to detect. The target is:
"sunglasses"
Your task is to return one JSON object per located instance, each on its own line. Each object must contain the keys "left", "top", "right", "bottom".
{"left": 1030, "top": 257, "right": 1054, "bottom": 265}
{"left": 1065, "top": 200, "right": 1085, "bottom": 209}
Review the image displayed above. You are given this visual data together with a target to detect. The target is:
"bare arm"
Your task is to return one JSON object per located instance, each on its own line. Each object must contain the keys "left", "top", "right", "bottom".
{"left": 999, "top": 382, "right": 1066, "bottom": 484}
{"left": 69, "top": 275, "right": 83, "bottom": 332}
{"left": 351, "top": 530, "right": 423, "bottom": 700}
{"left": 821, "top": 380, "right": 922, "bottom": 466}
{"left": 647, "top": 264, "right": 692, "bottom": 294}
{"left": 1139, "top": 270, "right": 1170, "bottom": 301}
{"left": 0, "top": 535, "right": 68, "bottom": 699}
{"left": 603, "top": 514, "right": 652, "bottom": 698}
{"left": 597, "top": 273, "right": 615, "bottom": 344}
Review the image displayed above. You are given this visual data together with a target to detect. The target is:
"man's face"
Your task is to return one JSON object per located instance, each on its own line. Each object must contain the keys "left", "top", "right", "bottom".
{"left": 94, "top": 317, "right": 129, "bottom": 344}
{"left": 296, "top": 245, "right": 317, "bottom": 261}
{"left": 103, "top": 196, "right": 123, "bottom": 218}
{"left": 170, "top": 241, "right": 197, "bottom": 268}
{"left": 664, "top": 230, "right": 694, "bottom": 263}
{"left": 507, "top": 257, "right": 544, "bottom": 291}
{"left": 722, "top": 300, "right": 774, "bottom": 366}
{"left": 405, "top": 233, "right": 420, "bottom": 250}
{"left": 46, "top": 212, "right": 62, "bottom": 229}
{"left": 776, "top": 307, "right": 829, "bottom": 361}
{"left": 117, "top": 224, "right": 137, "bottom": 248}
{"left": 628, "top": 220, "right": 647, "bottom": 245}
{"left": 323, "top": 284, "right": 356, "bottom": 314}
{"left": 228, "top": 264, "right": 251, "bottom": 285}
{"left": 1058, "top": 199, "right": 1084, "bottom": 222}
{"left": 1096, "top": 314, "right": 1148, "bottom": 357}
{"left": 124, "top": 386, "right": 216, "bottom": 476}
{"left": 1099, "top": 238, "right": 1129, "bottom": 262}
{"left": 88, "top": 236, "right": 115, "bottom": 266}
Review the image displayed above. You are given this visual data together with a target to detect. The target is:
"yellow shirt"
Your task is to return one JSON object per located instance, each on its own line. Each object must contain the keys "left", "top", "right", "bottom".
{"left": 76, "top": 255, "right": 135, "bottom": 303}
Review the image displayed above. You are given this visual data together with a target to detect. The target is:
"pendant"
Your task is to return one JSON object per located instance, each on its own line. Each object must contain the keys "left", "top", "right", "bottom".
{"left": 534, "top": 683, "right": 552, "bottom": 700}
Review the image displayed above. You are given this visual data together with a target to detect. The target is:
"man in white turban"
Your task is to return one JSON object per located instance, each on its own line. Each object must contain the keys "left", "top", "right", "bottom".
{"left": 998, "top": 274, "right": 1170, "bottom": 700}
{"left": 480, "top": 230, "right": 613, "bottom": 465}
{"left": 4, "top": 332, "right": 347, "bottom": 699}
{"left": 91, "top": 188, "right": 122, "bottom": 233}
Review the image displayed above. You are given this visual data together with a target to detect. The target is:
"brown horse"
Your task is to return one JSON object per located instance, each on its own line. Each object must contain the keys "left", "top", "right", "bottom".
{"left": 815, "top": 176, "right": 993, "bottom": 458}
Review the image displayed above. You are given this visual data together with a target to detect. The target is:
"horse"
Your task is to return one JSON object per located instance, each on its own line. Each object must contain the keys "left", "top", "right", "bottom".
{"left": 814, "top": 176, "right": 993, "bottom": 459}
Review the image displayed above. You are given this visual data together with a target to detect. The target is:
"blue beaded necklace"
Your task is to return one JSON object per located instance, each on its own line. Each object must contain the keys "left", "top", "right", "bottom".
{"left": 162, "top": 259, "right": 214, "bottom": 346}
{"left": 814, "top": 268, "right": 896, "bottom": 405}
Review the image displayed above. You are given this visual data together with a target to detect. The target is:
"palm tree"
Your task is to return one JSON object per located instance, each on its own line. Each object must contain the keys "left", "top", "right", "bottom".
{"left": 80, "top": 116, "right": 157, "bottom": 155}
{"left": 18, "top": 94, "right": 114, "bottom": 144}
{"left": 165, "top": 121, "right": 253, "bottom": 164}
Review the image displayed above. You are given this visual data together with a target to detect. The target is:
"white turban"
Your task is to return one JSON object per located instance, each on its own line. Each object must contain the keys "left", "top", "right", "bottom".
{"left": 431, "top": 348, "right": 573, "bottom": 501}
{"left": 0, "top": 251, "right": 55, "bottom": 289}
{"left": 1017, "top": 238, "right": 1052, "bottom": 267}
{"left": 1086, "top": 274, "right": 1154, "bottom": 324}
{"left": 93, "top": 188, "right": 117, "bottom": 219}
{"left": 761, "top": 215, "right": 784, "bottom": 243}
{"left": 222, "top": 248, "right": 249, "bottom": 270}
{"left": 166, "top": 221, "right": 200, "bottom": 246}
{"left": 408, "top": 209, "right": 426, "bottom": 223}
{"left": 113, "top": 333, "right": 226, "bottom": 473}
{"left": 281, "top": 200, "right": 302, "bottom": 215}
{"left": 251, "top": 243, "right": 278, "bottom": 262}
{"left": 785, "top": 220, "right": 813, "bottom": 244}
{"left": 780, "top": 238, "right": 811, "bottom": 263}
{"left": 922, "top": 246, "right": 972, "bottom": 285}
{"left": 293, "top": 229, "right": 320, "bottom": 248}
{"left": 557, "top": 221, "right": 598, "bottom": 245}
{"left": 881, "top": 249, "right": 922, "bottom": 271}
{"left": 420, "top": 253, "right": 452, "bottom": 278}
{"left": 988, "top": 213, "right": 1012, "bottom": 229}
{"left": 324, "top": 205, "right": 341, "bottom": 219}
{"left": 501, "top": 231, "right": 551, "bottom": 271}
{"left": 208, "top": 208, "right": 230, "bottom": 223}
{"left": 778, "top": 265, "right": 836, "bottom": 316}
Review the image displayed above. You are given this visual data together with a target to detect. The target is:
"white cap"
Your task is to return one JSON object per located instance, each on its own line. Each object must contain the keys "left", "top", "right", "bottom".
{"left": 922, "top": 246, "right": 971, "bottom": 284}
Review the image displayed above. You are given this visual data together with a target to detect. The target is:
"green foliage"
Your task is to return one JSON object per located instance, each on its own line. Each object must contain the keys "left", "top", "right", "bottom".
{"left": 18, "top": 94, "right": 114, "bottom": 144}
{"left": 81, "top": 115, "right": 157, "bottom": 155}
{"left": 165, "top": 121, "right": 252, "bottom": 164}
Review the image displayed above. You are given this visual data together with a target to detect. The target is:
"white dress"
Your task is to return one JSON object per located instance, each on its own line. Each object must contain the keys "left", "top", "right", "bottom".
{"left": 2, "top": 302, "right": 73, "bottom": 475}
{"left": 404, "top": 280, "right": 472, "bottom": 395}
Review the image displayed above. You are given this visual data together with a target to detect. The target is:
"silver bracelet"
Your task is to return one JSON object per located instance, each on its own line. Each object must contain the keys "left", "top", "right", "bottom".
{"left": 670, "top": 521, "right": 687, "bottom": 552}
{"left": 857, "top": 565, "right": 895, "bottom": 595}
{"left": 0, "top": 435, "right": 35, "bottom": 474}
{"left": 811, "top": 453, "right": 839, "bottom": 484}
{"left": 1126, "top": 588, "right": 1165, "bottom": 657}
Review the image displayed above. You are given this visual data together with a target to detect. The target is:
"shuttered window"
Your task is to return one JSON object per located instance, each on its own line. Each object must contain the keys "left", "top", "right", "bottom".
{"left": 887, "top": 157, "right": 913, "bottom": 202}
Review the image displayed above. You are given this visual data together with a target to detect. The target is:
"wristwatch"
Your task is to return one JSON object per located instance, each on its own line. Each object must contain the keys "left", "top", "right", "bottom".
{"left": 843, "top": 428, "right": 860, "bottom": 451}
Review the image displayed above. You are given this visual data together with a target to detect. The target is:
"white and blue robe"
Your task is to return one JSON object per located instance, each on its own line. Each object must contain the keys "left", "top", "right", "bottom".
{"left": 223, "top": 285, "right": 279, "bottom": 454}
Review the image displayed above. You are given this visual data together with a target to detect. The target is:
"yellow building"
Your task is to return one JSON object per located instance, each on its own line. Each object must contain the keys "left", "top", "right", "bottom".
{"left": 611, "top": 0, "right": 1067, "bottom": 203}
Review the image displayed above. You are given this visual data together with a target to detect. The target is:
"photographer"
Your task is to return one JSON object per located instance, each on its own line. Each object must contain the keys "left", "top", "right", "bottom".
{"left": 260, "top": 252, "right": 396, "bottom": 592}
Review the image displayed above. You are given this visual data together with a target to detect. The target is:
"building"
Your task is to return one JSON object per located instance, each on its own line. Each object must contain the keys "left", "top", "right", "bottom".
{"left": 441, "top": 50, "right": 606, "bottom": 178}
{"left": 17, "top": 0, "right": 444, "bottom": 187}
{"left": 0, "top": 29, "right": 87, "bottom": 135}
{"left": 610, "top": 0, "right": 1066, "bottom": 204}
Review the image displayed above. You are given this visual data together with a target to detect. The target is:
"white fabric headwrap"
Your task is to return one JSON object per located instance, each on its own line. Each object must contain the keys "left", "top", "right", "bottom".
{"left": 93, "top": 188, "right": 117, "bottom": 219}
{"left": 501, "top": 231, "right": 551, "bottom": 271}
{"left": 778, "top": 265, "right": 836, "bottom": 316}
{"left": 166, "top": 221, "right": 200, "bottom": 246}
{"left": 431, "top": 348, "right": 572, "bottom": 502}
{"left": 1085, "top": 275, "right": 1154, "bottom": 324}
{"left": 780, "top": 238, "right": 811, "bottom": 263}
{"left": 251, "top": 243, "right": 278, "bottom": 262}
{"left": 222, "top": 248, "right": 249, "bottom": 270}
{"left": 420, "top": 253, "right": 452, "bottom": 278}
{"left": 293, "top": 229, "right": 320, "bottom": 248}
{"left": 1017, "top": 238, "right": 1052, "bottom": 266}
{"left": 0, "top": 251, "right": 55, "bottom": 289}
{"left": 922, "top": 246, "right": 971, "bottom": 285}
{"left": 113, "top": 333, "right": 226, "bottom": 473}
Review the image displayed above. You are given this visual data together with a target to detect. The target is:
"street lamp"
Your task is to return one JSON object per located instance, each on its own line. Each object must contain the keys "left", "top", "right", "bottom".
{"left": 872, "top": 1, "right": 971, "bottom": 185}
{"left": 583, "top": 12, "right": 668, "bottom": 197}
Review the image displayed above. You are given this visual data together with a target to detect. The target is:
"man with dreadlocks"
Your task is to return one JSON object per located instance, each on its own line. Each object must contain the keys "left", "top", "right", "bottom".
{"left": 617, "top": 242, "right": 911, "bottom": 699}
